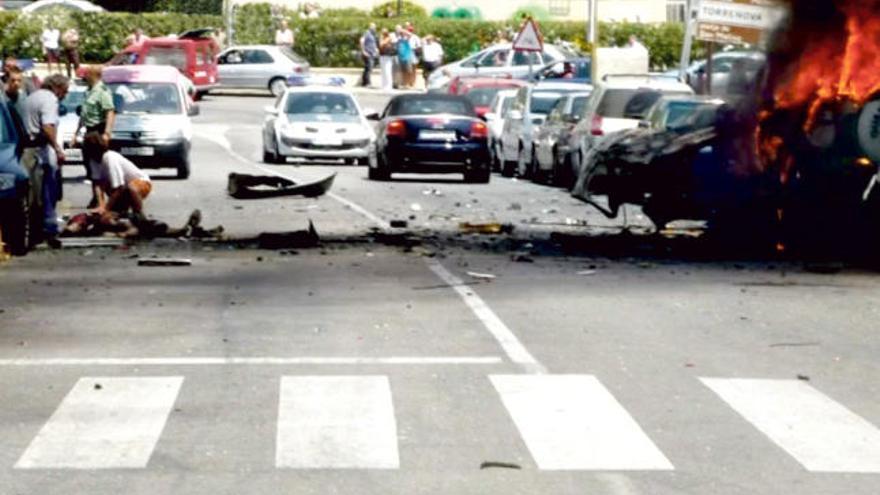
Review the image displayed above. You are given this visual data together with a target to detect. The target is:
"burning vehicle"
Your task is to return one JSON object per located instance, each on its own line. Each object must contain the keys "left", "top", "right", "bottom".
{"left": 573, "top": 0, "right": 880, "bottom": 255}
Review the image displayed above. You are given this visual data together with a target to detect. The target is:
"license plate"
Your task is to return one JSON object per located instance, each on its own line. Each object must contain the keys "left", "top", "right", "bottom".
{"left": 313, "top": 137, "right": 343, "bottom": 146}
{"left": 121, "top": 147, "right": 155, "bottom": 157}
{"left": 419, "top": 130, "right": 456, "bottom": 141}
{"left": 64, "top": 148, "right": 83, "bottom": 162}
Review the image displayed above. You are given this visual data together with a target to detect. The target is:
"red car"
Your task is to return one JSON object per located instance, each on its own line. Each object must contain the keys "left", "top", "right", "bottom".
{"left": 448, "top": 77, "right": 527, "bottom": 118}
{"left": 79, "top": 29, "right": 219, "bottom": 98}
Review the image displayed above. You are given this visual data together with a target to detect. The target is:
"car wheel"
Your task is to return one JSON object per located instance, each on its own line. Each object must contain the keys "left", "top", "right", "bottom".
{"left": 176, "top": 153, "right": 191, "bottom": 179}
{"left": 269, "top": 77, "right": 288, "bottom": 97}
{"left": 465, "top": 168, "right": 491, "bottom": 184}
{"left": 1, "top": 195, "right": 31, "bottom": 256}
{"left": 368, "top": 153, "right": 390, "bottom": 181}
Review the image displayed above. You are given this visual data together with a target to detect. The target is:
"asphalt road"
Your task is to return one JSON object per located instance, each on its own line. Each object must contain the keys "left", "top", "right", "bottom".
{"left": 1, "top": 91, "right": 879, "bottom": 495}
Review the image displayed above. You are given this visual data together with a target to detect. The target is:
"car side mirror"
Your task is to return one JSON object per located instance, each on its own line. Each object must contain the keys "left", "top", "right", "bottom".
{"left": 638, "top": 120, "right": 650, "bottom": 129}
{"left": 508, "top": 110, "right": 523, "bottom": 121}
{"left": 265, "top": 106, "right": 279, "bottom": 116}
{"left": 564, "top": 114, "right": 580, "bottom": 124}
{"left": 59, "top": 105, "right": 69, "bottom": 117}
{"left": 188, "top": 104, "right": 200, "bottom": 117}
{"left": 531, "top": 117, "right": 543, "bottom": 125}
{"left": 365, "top": 112, "right": 380, "bottom": 121}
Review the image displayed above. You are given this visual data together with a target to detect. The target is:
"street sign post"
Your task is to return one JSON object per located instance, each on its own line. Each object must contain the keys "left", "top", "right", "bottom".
{"left": 513, "top": 18, "right": 544, "bottom": 78}
{"left": 696, "top": 0, "right": 785, "bottom": 46}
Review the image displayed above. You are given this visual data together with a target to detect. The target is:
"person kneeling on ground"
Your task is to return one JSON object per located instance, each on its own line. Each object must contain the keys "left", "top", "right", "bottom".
{"left": 84, "top": 133, "right": 151, "bottom": 221}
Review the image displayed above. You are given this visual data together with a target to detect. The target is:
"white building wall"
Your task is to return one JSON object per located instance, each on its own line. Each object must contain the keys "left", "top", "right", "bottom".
{"left": 232, "top": 0, "right": 670, "bottom": 23}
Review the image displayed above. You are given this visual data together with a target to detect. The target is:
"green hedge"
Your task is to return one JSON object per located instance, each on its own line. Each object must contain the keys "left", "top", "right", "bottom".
{"left": 0, "top": 10, "right": 221, "bottom": 61}
{"left": 233, "top": 3, "right": 695, "bottom": 70}
{"left": 0, "top": 7, "right": 697, "bottom": 70}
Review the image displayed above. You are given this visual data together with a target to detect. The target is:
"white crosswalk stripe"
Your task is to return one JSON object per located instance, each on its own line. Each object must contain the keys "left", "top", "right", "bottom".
{"left": 8, "top": 374, "right": 880, "bottom": 474}
{"left": 275, "top": 375, "right": 400, "bottom": 469}
{"left": 15, "top": 376, "right": 183, "bottom": 469}
{"left": 491, "top": 374, "right": 674, "bottom": 471}
{"left": 701, "top": 378, "right": 880, "bottom": 473}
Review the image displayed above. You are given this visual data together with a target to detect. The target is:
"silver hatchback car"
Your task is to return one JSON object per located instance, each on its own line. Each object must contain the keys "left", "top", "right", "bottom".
{"left": 216, "top": 45, "right": 311, "bottom": 96}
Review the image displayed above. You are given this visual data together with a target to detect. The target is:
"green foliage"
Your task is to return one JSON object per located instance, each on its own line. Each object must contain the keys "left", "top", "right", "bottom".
{"left": 511, "top": 5, "right": 552, "bottom": 22}
{"left": 369, "top": 1, "right": 428, "bottom": 19}
{"left": 0, "top": 10, "right": 221, "bottom": 61}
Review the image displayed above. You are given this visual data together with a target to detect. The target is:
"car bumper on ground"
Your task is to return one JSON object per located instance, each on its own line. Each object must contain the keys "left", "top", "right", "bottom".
{"left": 110, "top": 139, "right": 189, "bottom": 169}
{"left": 383, "top": 141, "right": 490, "bottom": 173}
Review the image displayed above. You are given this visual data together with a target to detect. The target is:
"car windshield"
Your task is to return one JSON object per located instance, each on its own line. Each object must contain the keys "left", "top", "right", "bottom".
{"left": 571, "top": 96, "right": 589, "bottom": 116}
{"left": 280, "top": 46, "right": 307, "bottom": 64}
{"left": 143, "top": 46, "right": 187, "bottom": 71}
{"left": 61, "top": 90, "right": 86, "bottom": 115}
{"left": 464, "top": 87, "right": 504, "bottom": 107}
{"left": 501, "top": 96, "right": 515, "bottom": 115}
{"left": 285, "top": 93, "right": 360, "bottom": 122}
{"left": 598, "top": 89, "right": 692, "bottom": 120}
{"left": 391, "top": 97, "right": 474, "bottom": 116}
{"left": 108, "top": 82, "right": 182, "bottom": 115}
{"left": 530, "top": 93, "right": 563, "bottom": 114}
{"left": 664, "top": 101, "right": 721, "bottom": 131}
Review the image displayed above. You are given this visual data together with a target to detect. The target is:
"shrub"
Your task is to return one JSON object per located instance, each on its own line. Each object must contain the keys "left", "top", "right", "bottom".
{"left": 369, "top": 1, "right": 428, "bottom": 19}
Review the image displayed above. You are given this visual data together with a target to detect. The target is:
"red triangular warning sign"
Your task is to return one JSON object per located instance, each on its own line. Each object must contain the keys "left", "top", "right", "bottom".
{"left": 513, "top": 19, "right": 544, "bottom": 52}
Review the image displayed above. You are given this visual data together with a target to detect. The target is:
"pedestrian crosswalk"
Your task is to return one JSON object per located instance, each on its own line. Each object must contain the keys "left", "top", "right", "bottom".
{"left": 7, "top": 374, "right": 880, "bottom": 474}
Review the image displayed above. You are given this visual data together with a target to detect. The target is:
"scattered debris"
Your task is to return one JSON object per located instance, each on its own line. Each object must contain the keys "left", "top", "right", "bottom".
{"left": 508, "top": 202, "right": 522, "bottom": 211}
{"left": 797, "top": 374, "right": 811, "bottom": 382}
{"left": 480, "top": 461, "right": 522, "bottom": 470}
{"left": 770, "top": 342, "right": 821, "bottom": 348}
{"left": 466, "top": 271, "right": 496, "bottom": 280}
{"left": 227, "top": 172, "right": 335, "bottom": 199}
{"left": 422, "top": 188, "right": 443, "bottom": 196}
{"left": 577, "top": 270, "right": 597, "bottom": 276}
{"left": 59, "top": 237, "right": 125, "bottom": 248}
{"left": 94, "top": 383, "right": 103, "bottom": 390}
{"left": 410, "top": 203, "right": 423, "bottom": 212}
{"left": 390, "top": 220, "right": 409, "bottom": 229}
{"left": 459, "top": 222, "right": 515, "bottom": 235}
{"left": 138, "top": 258, "right": 193, "bottom": 267}
{"left": 257, "top": 221, "right": 320, "bottom": 249}
{"left": 511, "top": 252, "right": 534, "bottom": 263}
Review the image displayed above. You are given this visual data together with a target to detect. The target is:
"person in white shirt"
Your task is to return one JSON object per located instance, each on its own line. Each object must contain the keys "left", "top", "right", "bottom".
{"left": 275, "top": 20, "right": 294, "bottom": 47}
{"left": 421, "top": 35, "right": 444, "bottom": 86}
{"left": 84, "top": 133, "right": 152, "bottom": 219}
{"left": 40, "top": 25, "right": 61, "bottom": 74}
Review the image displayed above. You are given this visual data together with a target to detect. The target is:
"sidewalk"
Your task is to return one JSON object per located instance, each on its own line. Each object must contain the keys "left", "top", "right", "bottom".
{"left": 27, "top": 63, "right": 428, "bottom": 93}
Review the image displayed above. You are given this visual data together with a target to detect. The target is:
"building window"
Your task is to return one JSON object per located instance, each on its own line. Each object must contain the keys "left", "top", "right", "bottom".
{"left": 667, "top": 0, "right": 687, "bottom": 23}
{"left": 548, "top": 0, "right": 571, "bottom": 16}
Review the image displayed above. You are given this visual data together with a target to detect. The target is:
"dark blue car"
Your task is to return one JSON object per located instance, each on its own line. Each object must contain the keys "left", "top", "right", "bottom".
{"left": 0, "top": 101, "right": 30, "bottom": 255}
{"left": 367, "top": 94, "right": 491, "bottom": 183}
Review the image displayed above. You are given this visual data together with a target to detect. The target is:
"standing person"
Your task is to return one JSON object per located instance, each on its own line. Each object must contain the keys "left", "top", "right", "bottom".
{"left": 379, "top": 28, "right": 396, "bottom": 91}
{"left": 62, "top": 28, "right": 80, "bottom": 79}
{"left": 396, "top": 30, "right": 414, "bottom": 89}
{"left": 359, "top": 23, "right": 379, "bottom": 88}
{"left": 23, "top": 74, "right": 69, "bottom": 247}
{"left": 40, "top": 24, "right": 61, "bottom": 74}
{"left": 421, "top": 35, "right": 443, "bottom": 87}
{"left": 275, "top": 19, "right": 294, "bottom": 48}
{"left": 126, "top": 28, "right": 149, "bottom": 47}
{"left": 1, "top": 66, "right": 28, "bottom": 154}
{"left": 406, "top": 24, "right": 422, "bottom": 87}
{"left": 72, "top": 65, "right": 116, "bottom": 208}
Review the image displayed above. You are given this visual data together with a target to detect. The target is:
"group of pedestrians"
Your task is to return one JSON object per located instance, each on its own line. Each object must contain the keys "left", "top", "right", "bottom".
{"left": 360, "top": 22, "right": 444, "bottom": 90}
{"left": 40, "top": 24, "right": 80, "bottom": 78}
{"left": 1, "top": 57, "right": 151, "bottom": 248}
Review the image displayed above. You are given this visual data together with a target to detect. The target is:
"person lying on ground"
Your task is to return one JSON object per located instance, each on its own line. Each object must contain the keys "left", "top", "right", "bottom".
{"left": 84, "top": 133, "right": 152, "bottom": 221}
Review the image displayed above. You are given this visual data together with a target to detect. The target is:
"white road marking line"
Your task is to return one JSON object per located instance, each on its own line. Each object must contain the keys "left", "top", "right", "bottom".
{"left": 701, "top": 378, "right": 880, "bottom": 473}
{"left": 0, "top": 356, "right": 502, "bottom": 366}
{"left": 15, "top": 376, "right": 183, "bottom": 469}
{"left": 491, "top": 375, "right": 674, "bottom": 471}
{"left": 428, "top": 262, "right": 546, "bottom": 374}
{"left": 195, "top": 126, "right": 390, "bottom": 229}
{"left": 276, "top": 376, "right": 399, "bottom": 469}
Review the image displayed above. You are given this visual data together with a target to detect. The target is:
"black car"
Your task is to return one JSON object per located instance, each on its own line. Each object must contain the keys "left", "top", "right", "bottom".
{"left": 367, "top": 94, "right": 491, "bottom": 183}
{"left": 571, "top": 96, "right": 727, "bottom": 228}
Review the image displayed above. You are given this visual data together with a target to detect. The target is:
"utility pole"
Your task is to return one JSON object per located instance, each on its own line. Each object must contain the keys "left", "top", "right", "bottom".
{"left": 589, "top": 0, "right": 599, "bottom": 83}
{"left": 679, "top": 0, "right": 700, "bottom": 81}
